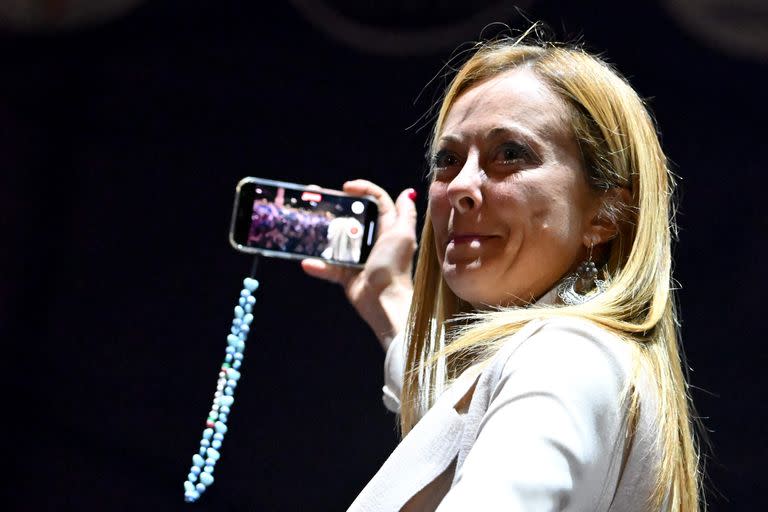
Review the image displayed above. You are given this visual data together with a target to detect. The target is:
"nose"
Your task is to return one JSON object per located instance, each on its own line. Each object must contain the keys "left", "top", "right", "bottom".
{"left": 446, "top": 155, "right": 483, "bottom": 214}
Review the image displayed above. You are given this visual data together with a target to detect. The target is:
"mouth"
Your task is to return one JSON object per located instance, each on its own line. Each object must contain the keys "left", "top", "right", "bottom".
{"left": 447, "top": 233, "right": 498, "bottom": 246}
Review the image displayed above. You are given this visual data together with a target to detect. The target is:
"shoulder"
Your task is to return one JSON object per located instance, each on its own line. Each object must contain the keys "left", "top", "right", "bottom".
{"left": 499, "top": 316, "right": 632, "bottom": 372}
{"left": 485, "top": 317, "right": 635, "bottom": 404}
{"left": 446, "top": 318, "right": 645, "bottom": 512}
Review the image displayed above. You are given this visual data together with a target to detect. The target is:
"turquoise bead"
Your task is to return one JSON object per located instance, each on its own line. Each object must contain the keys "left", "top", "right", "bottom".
{"left": 238, "top": 297, "right": 246, "bottom": 307}
{"left": 243, "top": 313, "right": 253, "bottom": 325}
{"left": 188, "top": 472, "right": 197, "bottom": 482}
{"left": 240, "top": 324, "right": 250, "bottom": 334}
{"left": 184, "top": 481, "right": 195, "bottom": 493}
{"left": 203, "top": 428, "right": 213, "bottom": 440}
{"left": 240, "top": 289, "right": 250, "bottom": 298}
{"left": 198, "top": 446, "right": 206, "bottom": 456}
{"left": 220, "top": 405, "right": 230, "bottom": 414}
{"left": 185, "top": 490, "right": 200, "bottom": 502}
{"left": 228, "top": 369, "right": 241, "bottom": 381}
{"left": 200, "top": 472, "right": 214, "bottom": 486}
{"left": 206, "top": 447, "right": 220, "bottom": 460}
{"left": 213, "top": 433, "right": 224, "bottom": 441}
{"left": 233, "top": 360, "right": 242, "bottom": 370}
{"left": 200, "top": 438, "right": 210, "bottom": 447}
{"left": 215, "top": 421, "right": 228, "bottom": 433}
{"left": 234, "top": 306, "right": 244, "bottom": 318}
{"left": 219, "top": 395, "right": 234, "bottom": 407}
{"left": 244, "top": 303, "right": 253, "bottom": 313}
{"left": 196, "top": 483, "right": 206, "bottom": 492}
{"left": 243, "top": 278, "right": 259, "bottom": 291}
{"left": 212, "top": 440, "right": 222, "bottom": 449}
{"left": 246, "top": 295, "right": 256, "bottom": 305}
{"left": 193, "top": 454, "right": 204, "bottom": 467}
{"left": 204, "top": 464, "right": 214, "bottom": 474}
{"left": 191, "top": 465, "right": 201, "bottom": 475}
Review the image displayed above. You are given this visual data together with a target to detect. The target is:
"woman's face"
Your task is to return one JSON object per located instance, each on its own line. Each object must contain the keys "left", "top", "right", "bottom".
{"left": 428, "top": 68, "right": 603, "bottom": 307}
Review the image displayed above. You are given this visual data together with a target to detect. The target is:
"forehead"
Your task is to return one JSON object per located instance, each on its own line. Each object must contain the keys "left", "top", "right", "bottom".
{"left": 440, "top": 68, "right": 571, "bottom": 140}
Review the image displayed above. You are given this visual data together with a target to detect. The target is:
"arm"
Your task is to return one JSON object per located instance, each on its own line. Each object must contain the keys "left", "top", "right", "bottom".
{"left": 437, "top": 320, "right": 632, "bottom": 512}
{"left": 382, "top": 331, "right": 406, "bottom": 412}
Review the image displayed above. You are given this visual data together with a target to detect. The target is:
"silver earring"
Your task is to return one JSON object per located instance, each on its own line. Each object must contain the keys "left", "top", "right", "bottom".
{"left": 557, "top": 245, "right": 607, "bottom": 305}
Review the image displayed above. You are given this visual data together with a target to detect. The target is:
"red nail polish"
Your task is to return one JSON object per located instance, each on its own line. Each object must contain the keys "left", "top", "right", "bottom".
{"left": 408, "top": 189, "right": 417, "bottom": 201}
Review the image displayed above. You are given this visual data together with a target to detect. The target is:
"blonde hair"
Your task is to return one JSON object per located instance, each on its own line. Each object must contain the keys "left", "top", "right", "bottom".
{"left": 402, "top": 38, "right": 702, "bottom": 511}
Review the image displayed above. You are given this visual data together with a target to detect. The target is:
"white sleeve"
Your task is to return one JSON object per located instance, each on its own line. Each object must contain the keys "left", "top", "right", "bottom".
{"left": 436, "top": 320, "right": 631, "bottom": 511}
{"left": 381, "top": 332, "right": 406, "bottom": 413}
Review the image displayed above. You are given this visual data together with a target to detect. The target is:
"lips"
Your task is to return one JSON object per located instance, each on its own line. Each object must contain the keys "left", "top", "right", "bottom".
{"left": 447, "top": 233, "right": 498, "bottom": 246}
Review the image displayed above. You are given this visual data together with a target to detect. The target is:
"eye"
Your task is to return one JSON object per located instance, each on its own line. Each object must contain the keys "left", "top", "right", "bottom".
{"left": 430, "top": 149, "right": 460, "bottom": 174}
{"left": 494, "top": 142, "right": 532, "bottom": 165}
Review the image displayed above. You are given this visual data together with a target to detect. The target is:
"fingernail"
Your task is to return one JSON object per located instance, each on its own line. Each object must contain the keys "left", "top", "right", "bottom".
{"left": 408, "top": 189, "right": 417, "bottom": 201}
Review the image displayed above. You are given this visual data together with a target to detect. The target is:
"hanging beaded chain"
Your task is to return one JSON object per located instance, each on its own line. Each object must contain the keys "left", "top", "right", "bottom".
{"left": 183, "top": 274, "right": 259, "bottom": 503}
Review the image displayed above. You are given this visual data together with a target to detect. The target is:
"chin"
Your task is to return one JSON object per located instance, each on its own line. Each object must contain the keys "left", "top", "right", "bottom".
{"left": 443, "top": 272, "right": 500, "bottom": 307}
{"left": 449, "top": 286, "right": 508, "bottom": 308}
{"left": 443, "top": 268, "right": 534, "bottom": 308}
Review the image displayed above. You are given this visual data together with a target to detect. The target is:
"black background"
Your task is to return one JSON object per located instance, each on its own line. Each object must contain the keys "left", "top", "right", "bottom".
{"left": 2, "top": 1, "right": 766, "bottom": 510}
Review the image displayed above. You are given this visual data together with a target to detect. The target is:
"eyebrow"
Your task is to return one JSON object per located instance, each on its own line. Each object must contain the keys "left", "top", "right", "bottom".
{"left": 437, "top": 122, "right": 542, "bottom": 143}
{"left": 487, "top": 125, "right": 542, "bottom": 146}
{"left": 436, "top": 123, "right": 545, "bottom": 156}
{"left": 435, "top": 133, "right": 463, "bottom": 146}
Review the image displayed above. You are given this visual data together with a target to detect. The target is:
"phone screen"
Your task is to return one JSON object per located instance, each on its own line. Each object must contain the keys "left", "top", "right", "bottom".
{"left": 229, "top": 178, "right": 379, "bottom": 266}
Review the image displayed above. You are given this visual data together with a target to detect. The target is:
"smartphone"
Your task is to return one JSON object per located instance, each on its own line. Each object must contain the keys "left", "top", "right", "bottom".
{"left": 229, "top": 177, "right": 379, "bottom": 267}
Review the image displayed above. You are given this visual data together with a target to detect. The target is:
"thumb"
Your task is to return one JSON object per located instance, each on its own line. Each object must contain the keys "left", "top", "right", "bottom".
{"left": 300, "top": 258, "right": 354, "bottom": 285}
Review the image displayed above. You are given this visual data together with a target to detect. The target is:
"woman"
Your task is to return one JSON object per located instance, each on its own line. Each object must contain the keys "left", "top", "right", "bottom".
{"left": 303, "top": 37, "right": 702, "bottom": 511}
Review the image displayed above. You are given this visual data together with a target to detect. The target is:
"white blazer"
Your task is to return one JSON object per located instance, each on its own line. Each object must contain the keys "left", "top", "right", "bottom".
{"left": 348, "top": 317, "right": 662, "bottom": 512}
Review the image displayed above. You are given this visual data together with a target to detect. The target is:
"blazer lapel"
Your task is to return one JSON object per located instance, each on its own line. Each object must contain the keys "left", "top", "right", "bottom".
{"left": 348, "top": 371, "right": 480, "bottom": 512}
{"left": 453, "top": 319, "right": 547, "bottom": 479}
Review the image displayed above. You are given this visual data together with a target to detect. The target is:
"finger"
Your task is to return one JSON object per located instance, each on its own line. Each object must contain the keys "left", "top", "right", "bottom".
{"left": 343, "top": 179, "right": 396, "bottom": 218}
{"left": 300, "top": 258, "right": 353, "bottom": 285}
{"left": 392, "top": 189, "right": 419, "bottom": 252}
{"left": 394, "top": 188, "right": 418, "bottom": 230}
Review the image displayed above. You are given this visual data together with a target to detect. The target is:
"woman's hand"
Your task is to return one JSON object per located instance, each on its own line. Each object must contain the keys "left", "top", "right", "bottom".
{"left": 301, "top": 180, "right": 418, "bottom": 350}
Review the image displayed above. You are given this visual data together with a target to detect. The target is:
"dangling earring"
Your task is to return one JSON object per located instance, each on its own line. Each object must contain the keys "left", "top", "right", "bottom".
{"left": 557, "top": 243, "right": 607, "bottom": 306}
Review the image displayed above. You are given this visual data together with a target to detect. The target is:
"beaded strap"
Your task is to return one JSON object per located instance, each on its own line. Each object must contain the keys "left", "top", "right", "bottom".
{"left": 183, "top": 276, "right": 259, "bottom": 502}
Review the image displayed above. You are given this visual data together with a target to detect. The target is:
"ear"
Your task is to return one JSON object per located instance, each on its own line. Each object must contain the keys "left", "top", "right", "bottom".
{"left": 582, "top": 187, "right": 632, "bottom": 248}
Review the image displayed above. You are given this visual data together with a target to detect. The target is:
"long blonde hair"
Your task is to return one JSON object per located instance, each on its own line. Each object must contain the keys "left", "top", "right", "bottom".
{"left": 402, "top": 39, "right": 702, "bottom": 511}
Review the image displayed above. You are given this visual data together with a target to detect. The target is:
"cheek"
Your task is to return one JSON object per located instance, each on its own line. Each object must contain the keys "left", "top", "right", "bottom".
{"left": 428, "top": 180, "right": 446, "bottom": 200}
{"left": 523, "top": 195, "right": 587, "bottom": 259}
{"left": 428, "top": 182, "right": 450, "bottom": 264}
{"left": 517, "top": 175, "right": 577, "bottom": 230}
{"left": 489, "top": 183, "right": 545, "bottom": 233}
{"left": 428, "top": 182, "right": 450, "bottom": 225}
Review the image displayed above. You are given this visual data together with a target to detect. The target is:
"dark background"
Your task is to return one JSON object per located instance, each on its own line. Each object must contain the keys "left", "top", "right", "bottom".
{"left": 2, "top": 1, "right": 766, "bottom": 510}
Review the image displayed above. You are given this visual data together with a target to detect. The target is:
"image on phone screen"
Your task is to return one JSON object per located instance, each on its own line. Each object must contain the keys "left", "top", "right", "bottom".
{"left": 230, "top": 179, "right": 378, "bottom": 265}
